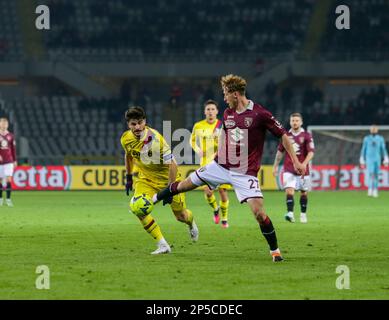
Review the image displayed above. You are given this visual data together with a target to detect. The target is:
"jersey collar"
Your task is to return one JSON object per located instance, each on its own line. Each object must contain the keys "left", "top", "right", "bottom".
{"left": 289, "top": 128, "right": 305, "bottom": 136}
{"left": 236, "top": 100, "right": 254, "bottom": 114}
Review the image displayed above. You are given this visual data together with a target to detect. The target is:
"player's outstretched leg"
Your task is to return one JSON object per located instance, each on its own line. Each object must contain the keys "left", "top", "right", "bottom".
{"left": 247, "top": 198, "right": 283, "bottom": 262}
{"left": 203, "top": 187, "right": 220, "bottom": 224}
{"left": 152, "top": 178, "right": 199, "bottom": 204}
{"left": 300, "top": 193, "right": 308, "bottom": 223}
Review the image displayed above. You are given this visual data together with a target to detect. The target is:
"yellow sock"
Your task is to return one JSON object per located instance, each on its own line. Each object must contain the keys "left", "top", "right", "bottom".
{"left": 140, "top": 214, "right": 163, "bottom": 242}
{"left": 220, "top": 200, "right": 229, "bottom": 221}
{"left": 205, "top": 193, "right": 218, "bottom": 211}
{"left": 184, "top": 209, "right": 194, "bottom": 226}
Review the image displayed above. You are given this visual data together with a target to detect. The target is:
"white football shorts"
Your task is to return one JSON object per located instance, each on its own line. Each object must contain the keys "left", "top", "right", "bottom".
{"left": 0, "top": 163, "right": 14, "bottom": 178}
{"left": 282, "top": 172, "right": 311, "bottom": 191}
{"left": 190, "top": 160, "right": 263, "bottom": 203}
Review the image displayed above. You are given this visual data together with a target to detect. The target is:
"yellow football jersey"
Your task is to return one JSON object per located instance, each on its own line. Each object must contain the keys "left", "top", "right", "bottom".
{"left": 121, "top": 126, "right": 178, "bottom": 188}
{"left": 191, "top": 119, "right": 223, "bottom": 166}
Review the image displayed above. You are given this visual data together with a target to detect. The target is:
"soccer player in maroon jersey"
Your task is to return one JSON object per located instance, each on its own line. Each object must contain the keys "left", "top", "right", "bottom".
{"left": 153, "top": 74, "right": 305, "bottom": 262}
{"left": 273, "top": 113, "right": 315, "bottom": 224}
{"left": 0, "top": 117, "right": 17, "bottom": 207}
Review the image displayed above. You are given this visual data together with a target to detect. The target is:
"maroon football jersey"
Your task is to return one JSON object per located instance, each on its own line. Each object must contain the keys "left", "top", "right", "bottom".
{"left": 278, "top": 129, "right": 315, "bottom": 175}
{"left": 215, "top": 100, "right": 286, "bottom": 176}
{"left": 0, "top": 131, "right": 16, "bottom": 164}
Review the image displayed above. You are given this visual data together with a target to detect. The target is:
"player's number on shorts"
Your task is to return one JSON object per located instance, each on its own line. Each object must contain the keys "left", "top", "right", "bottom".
{"left": 248, "top": 179, "right": 259, "bottom": 189}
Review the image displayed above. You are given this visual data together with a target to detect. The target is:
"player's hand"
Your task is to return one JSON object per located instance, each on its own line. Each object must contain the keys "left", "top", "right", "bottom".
{"left": 360, "top": 164, "right": 366, "bottom": 169}
{"left": 197, "top": 150, "right": 203, "bottom": 158}
{"left": 162, "top": 195, "right": 173, "bottom": 206}
{"left": 125, "top": 174, "right": 133, "bottom": 195}
{"left": 294, "top": 161, "right": 306, "bottom": 176}
{"left": 272, "top": 166, "right": 279, "bottom": 177}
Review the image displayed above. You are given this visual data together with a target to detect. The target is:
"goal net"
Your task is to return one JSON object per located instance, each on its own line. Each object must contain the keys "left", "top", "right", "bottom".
{"left": 307, "top": 125, "right": 389, "bottom": 190}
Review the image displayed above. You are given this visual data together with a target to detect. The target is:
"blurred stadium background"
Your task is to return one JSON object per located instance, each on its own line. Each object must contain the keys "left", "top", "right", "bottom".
{"left": 1, "top": 0, "right": 388, "bottom": 171}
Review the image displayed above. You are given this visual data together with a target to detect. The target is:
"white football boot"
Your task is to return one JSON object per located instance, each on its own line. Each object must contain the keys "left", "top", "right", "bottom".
{"left": 284, "top": 211, "right": 295, "bottom": 223}
{"left": 151, "top": 242, "right": 171, "bottom": 255}
{"left": 5, "top": 199, "right": 13, "bottom": 207}
{"left": 368, "top": 189, "right": 373, "bottom": 197}
{"left": 189, "top": 221, "right": 199, "bottom": 242}
{"left": 372, "top": 189, "right": 378, "bottom": 198}
{"left": 300, "top": 213, "right": 308, "bottom": 223}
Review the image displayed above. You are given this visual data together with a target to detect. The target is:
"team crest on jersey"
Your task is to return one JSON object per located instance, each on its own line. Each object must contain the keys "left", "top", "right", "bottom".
{"left": 225, "top": 119, "right": 236, "bottom": 128}
{"left": 299, "top": 137, "right": 305, "bottom": 144}
{"left": 0, "top": 139, "right": 8, "bottom": 148}
{"left": 244, "top": 117, "right": 253, "bottom": 127}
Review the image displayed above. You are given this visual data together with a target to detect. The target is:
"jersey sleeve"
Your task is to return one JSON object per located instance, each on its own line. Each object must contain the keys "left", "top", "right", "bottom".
{"left": 11, "top": 135, "right": 16, "bottom": 162}
{"left": 380, "top": 136, "right": 388, "bottom": 161}
{"left": 261, "top": 109, "right": 287, "bottom": 138}
{"left": 306, "top": 132, "right": 315, "bottom": 153}
{"left": 360, "top": 137, "right": 367, "bottom": 161}
{"left": 120, "top": 133, "right": 129, "bottom": 154}
{"left": 158, "top": 132, "right": 174, "bottom": 164}
{"left": 277, "top": 142, "right": 285, "bottom": 152}
{"left": 190, "top": 123, "right": 201, "bottom": 154}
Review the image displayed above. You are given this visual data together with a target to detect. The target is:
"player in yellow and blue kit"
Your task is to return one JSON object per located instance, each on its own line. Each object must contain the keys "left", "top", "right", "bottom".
{"left": 191, "top": 100, "right": 231, "bottom": 228}
{"left": 121, "top": 106, "right": 199, "bottom": 254}
{"left": 360, "top": 125, "right": 389, "bottom": 197}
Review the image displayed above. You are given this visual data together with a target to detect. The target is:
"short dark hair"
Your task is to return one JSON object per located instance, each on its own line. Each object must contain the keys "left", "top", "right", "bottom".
{"left": 203, "top": 99, "right": 218, "bottom": 109}
{"left": 290, "top": 112, "right": 303, "bottom": 120}
{"left": 125, "top": 106, "right": 146, "bottom": 122}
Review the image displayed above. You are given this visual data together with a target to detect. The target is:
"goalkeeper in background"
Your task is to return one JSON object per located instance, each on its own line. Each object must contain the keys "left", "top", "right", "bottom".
{"left": 191, "top": 100, "right": 231, "bottom": 228}
{"left": 121, "top": 106, "right": 199, "bottom": 254}
{"left": 359, "top": 125, "right": 389, "bottom": 197}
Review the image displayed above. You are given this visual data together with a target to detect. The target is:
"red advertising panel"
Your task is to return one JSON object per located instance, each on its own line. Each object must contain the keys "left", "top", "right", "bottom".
{"left": 12, "top": 166, "right": 71, "bottom": 190}
{"left": 311, "top": 165, "right": 389, "bottom": 190}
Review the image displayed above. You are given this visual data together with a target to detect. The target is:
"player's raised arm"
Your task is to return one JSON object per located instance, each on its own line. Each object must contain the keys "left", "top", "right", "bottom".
{"left": 281, "top": 134, "right": 305, "bottom": 176}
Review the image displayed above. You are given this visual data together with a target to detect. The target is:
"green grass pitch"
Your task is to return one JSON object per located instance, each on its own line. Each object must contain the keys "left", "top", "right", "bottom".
{"left": 1, "top": 190, "right": 389, "bottom": 300}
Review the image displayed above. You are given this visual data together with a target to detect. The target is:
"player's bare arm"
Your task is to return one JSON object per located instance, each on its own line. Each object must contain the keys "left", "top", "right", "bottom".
{"left": 273, "top": 150, "right": 285, "bottom": 177}
{"left": 302, "top": 151, "right": 315, "bottom": 168}
{"left": 281, "top": 134, "right": 305, "bottom": 175}
{"left": 125, "top": 152, "right": 134, "bottom": 175}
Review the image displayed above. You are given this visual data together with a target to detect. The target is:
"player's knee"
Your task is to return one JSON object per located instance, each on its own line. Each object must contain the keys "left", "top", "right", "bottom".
{"left": 286, "top": 188, "right": 294, "bottom": 196}
{"left": 204, "top": 189, "right": 213, "bottom": 198}
{"left": 132, "top": 210, "right": 148, "bottom": 220}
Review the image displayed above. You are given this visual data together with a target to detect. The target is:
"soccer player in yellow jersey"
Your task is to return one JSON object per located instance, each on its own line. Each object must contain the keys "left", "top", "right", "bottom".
{"left": 121, "top": 106, "right": 199, "bottom": 254}
{"left": 191, "top": 100, "right": 230, "bottom": 228}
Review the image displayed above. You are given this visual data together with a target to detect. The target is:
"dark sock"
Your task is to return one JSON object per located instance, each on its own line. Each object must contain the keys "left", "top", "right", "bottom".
{"left": 156, "top": 181, "right": 180, "bottom": 201}
{"left": 300, "top": 195, "right": 308, "bottom": 213}
{"left": 0, "top": 185, "right": 2, "bottom": 198}
{"left": 259, "top": 216, "right": 278, "bottom": 251}
{"left": 286, "top": 194, "right": 294, "bottom": 212}
{"left": 6, "top": 182, "right": 11, "bottom": 199}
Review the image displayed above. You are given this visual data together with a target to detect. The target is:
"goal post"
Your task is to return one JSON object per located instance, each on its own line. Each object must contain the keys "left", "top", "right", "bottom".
{"left": 306, "top": 125, "right": 389, "bottom": 190}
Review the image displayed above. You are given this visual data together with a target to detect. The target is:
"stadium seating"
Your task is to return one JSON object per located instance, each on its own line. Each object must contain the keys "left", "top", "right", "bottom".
{"left": 40, "top": 0, "right": 314, "bottom": 61}
{"left": 321, "top": 0, "right": 389, "bottom": 61}
{"left": 0, "top": 2, "right": 23, "bottom": 61}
